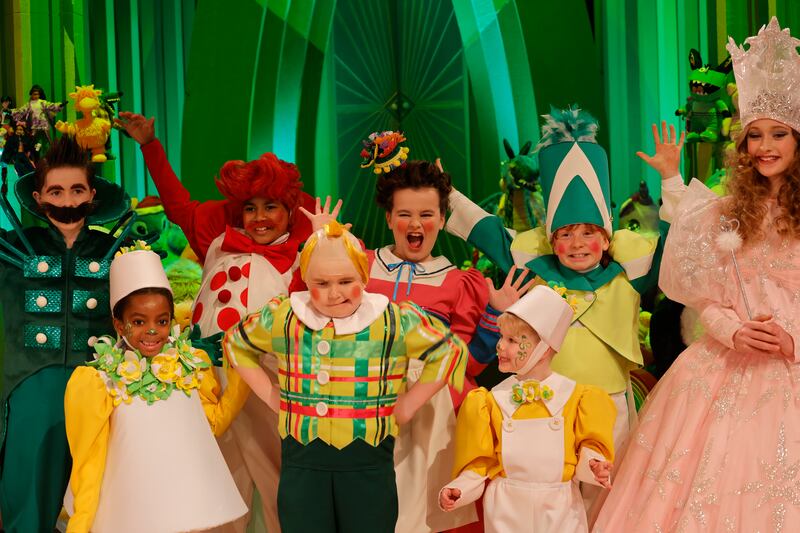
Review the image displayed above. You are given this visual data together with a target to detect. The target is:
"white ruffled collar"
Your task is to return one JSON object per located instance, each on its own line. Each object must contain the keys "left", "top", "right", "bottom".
{"left": 289, "top": 291, "right": 390, "bottom": 335}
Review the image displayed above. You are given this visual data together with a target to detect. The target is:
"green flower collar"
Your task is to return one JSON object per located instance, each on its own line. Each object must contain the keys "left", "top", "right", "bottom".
{"left": 88, "top": 335, "right": 211, "bottom": 406}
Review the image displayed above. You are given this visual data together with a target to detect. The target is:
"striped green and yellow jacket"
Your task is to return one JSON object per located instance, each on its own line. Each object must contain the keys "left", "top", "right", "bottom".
{"left": 224, "top": 294, "right": 467, "bottom": 449}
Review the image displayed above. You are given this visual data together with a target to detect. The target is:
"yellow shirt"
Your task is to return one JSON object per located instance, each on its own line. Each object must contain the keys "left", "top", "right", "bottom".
{"left": 452, "top": 374, "right": 616, "bottom": 483}
{"left": 64, "top": 349, "right": 249, "bottom": 533}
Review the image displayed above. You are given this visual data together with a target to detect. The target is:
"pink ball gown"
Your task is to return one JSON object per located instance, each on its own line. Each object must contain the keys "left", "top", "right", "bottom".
{"left": 593, "top": 179, "right": 800, "bottom": 532}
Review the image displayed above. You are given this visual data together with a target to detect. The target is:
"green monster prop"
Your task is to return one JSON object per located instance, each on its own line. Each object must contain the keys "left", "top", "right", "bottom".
{"left": 676, "top": 49, "right": 733, "bottom": 143}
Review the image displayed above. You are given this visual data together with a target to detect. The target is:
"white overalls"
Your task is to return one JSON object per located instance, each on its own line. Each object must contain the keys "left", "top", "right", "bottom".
{"left": 484, "top": 380, "right": 587, "bottom": 533}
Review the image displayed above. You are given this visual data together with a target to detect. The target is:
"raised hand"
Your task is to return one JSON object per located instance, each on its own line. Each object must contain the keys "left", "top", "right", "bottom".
{"left": 589, "top": 459, "right": 613, "bottom": 489}
{"left": 486, "top": 266, "right": 536, "bottom": 312}
{"left": 439, "top": 487, "right": 462, "bottom": 512}
{"left": 298, "top": 196, "right": 352, "bottom": 232}
{"left": 636, "top": 121, "right": 685, "bottom": 180}
{"left": 115, "top": 111, "right": 156, "bottom": 145}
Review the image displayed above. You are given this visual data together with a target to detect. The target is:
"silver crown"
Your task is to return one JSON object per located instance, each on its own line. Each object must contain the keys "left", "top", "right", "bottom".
{"left": 727, "top": 17, "right": 800, "bottom": 132}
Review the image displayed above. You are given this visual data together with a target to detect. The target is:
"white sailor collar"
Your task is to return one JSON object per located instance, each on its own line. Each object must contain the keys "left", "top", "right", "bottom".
{"left": 289, "top": 291, "right": 390, "bottom": 335}
{"left": 491, "top": 372, "right": 576, "bottom": 419}
{"left": 374, "top": 245, "right": 455, "bottom": 277}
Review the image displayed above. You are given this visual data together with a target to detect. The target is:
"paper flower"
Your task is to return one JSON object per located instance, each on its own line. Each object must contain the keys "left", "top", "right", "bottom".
{"left": 116, "top": 351, "right": 147, "bottom": 384}
{"left": 511, "top": 380, "right": 554, "bottom": 406}
{"left": 150, "top": 352, "right": 183, "bottom": 384}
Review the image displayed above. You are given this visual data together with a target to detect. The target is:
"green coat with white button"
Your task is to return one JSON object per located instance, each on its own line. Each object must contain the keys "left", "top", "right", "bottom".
{"left": 0, "top": 224, "right": 121, "bottom": 446}
{"left": 0, "top": 172, "right": 131, "bottom": 451}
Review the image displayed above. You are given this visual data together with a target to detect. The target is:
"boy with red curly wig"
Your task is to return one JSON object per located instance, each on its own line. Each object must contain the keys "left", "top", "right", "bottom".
{"left": 117, "top": 111, "right": 315, "bottom": 533}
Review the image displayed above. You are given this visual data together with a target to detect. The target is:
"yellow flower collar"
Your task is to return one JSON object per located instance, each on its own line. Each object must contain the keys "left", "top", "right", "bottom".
{"left": 88, "top": 336, "right": 210, "bottom": 406}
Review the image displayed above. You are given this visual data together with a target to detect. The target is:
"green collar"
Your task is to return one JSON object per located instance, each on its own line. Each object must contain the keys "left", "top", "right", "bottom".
{"left": 527, "top": 254, "right": 622, "bottom": 291}
{"left": 88, "top": 337, "right": 211, "bottom": 405}
{"left": 15, "top": 171, "right": 131, "bottom": 225}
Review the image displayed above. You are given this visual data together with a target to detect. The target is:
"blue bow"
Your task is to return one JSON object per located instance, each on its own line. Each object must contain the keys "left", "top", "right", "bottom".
{"left": 386, "top": 260, "right": 427, "bottom": 301}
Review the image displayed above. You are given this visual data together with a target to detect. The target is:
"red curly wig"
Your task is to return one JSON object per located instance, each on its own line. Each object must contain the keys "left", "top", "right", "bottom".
{"left": 215, "top": 152, "right": 303, "bottom": 211}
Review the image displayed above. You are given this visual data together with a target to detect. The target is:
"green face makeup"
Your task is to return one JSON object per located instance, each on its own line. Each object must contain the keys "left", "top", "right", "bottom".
{"left": 517, "top": 334, "right": 532, "bottom": 361}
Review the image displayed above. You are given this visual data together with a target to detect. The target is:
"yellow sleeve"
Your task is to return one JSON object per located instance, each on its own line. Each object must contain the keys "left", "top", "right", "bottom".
{"left": 399, "top": 302, "right": 468, "bottom": 392}
{"left": 451, "top": 388, "right": 504, "bottom": 480}
{"left": 196, "top": 349, "right": 251, "bottom": 436}
{"left": 223, "top": 300, "right": 279, "bottom": 369}
{"left": 65, "top": 367, "right": 113, "bottom": 533}
{"left": 574, "top": 385, "right": 617, "bottom": 462}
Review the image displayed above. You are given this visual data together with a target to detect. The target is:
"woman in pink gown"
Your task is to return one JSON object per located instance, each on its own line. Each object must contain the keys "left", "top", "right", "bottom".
{"left": 594, "top": 18, "right": 800, "bottom": 532}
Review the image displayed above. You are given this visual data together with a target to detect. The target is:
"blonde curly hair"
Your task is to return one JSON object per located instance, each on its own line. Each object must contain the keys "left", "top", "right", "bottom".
{"left": 723, "top": 127, "right": 800, "bottom": 242}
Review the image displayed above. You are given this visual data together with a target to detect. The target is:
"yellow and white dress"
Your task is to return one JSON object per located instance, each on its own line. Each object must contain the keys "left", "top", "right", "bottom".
{"left": 63, "top": 340, "right": 250, "bottom": 533}
{"left": 443, "top": 372, "right": 615, "bottom": 532}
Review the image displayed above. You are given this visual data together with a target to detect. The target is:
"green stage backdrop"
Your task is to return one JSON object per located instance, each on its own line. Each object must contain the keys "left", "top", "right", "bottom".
{"left": 2, "top": 0, "right": 798, "bottom": 262}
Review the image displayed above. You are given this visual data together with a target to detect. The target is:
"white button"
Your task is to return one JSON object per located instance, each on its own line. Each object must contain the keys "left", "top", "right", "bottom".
{"left": 317, "top": 340, "right": 331, "bottom": 355}
{"left": 37, "top": 261, "right": 49, "bottom": 273}
{"left": 584, "top": 293, "right": 595, "bottom": 302}
{"left": 36, "top": 295, "right": 48, "bottom": 308}
{"left": 315, "top": 401, "right": 329, "bottom": 416}
{"left": 549, "top": 418, "right": 562, "bottom": 431}
{"left": 86, "top": 298, "right": 98, "bottom": 310}
{"left": 89, "top": 261, "right": 101, "bottom": 273}
{"left": 503, "top": 419, "right": 514, "bottom": 432}
{"left": 35, "top": 332, "right": 47, "bottom": 344}
{"left": 317, "top": 370, "right": 330, "bottom": 385}
{"left": 87, "top": 336, "right": 98, "bottom": 347}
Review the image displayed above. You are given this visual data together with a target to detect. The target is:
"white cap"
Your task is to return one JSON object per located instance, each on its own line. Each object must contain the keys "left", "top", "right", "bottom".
{"left": 109, "top": 250, "right": 172, "bottom": 312}
{"left": 505, "top": 285, "right": 574, "bottom": 352}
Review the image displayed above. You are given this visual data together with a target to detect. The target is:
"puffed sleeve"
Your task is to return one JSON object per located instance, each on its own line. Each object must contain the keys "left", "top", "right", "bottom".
{"left": 399, "top": 302, "right": 467, "bottom": 392}
{"left": 450, "top": 268, "right": 490, "bottom": 345}
{"left": 453, "top": 269, "right": 498, "bottom": 392}
{"left": 573, "top": 385, "right": 616, "bottom": 486}
{"left": 659, "top": 179, "right": 743, "bottom": 348}
{"left": 196, "top": 349, "right": 251, "bottom": 436}
{"left": 65, "top": 367, "right": 113, "bottom": 533}
{"left": 442, "top": 388, "right": 501, "bottom": 509}
{"left": 223, "top": 298, "right": 280, "bottom": 369}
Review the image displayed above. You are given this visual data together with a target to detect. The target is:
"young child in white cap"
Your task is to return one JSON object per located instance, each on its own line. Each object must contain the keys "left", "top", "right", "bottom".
{"left": 439, "top": 285, "right": 615, "bottom": 532}
{"left": 62, "top": 243, "right": 250, "bottom": 533}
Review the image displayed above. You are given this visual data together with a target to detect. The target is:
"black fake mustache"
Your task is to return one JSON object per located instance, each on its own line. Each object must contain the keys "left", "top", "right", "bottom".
{"left": 38, "top": 201, "right": 96, "bottom": 223}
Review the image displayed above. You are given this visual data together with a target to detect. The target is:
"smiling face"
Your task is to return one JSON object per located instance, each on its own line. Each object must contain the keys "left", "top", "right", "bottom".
{"left": 746, "top": 119, "right": 798, "bottom": 181}
{"left": 304, "top": 240, "right": 365, "bottom": 318}
{"left": 241, "top": 196, "right": 290, "bottom": 244}
{"left": 113, "top": 291, "right": 173, "bottom": 357}
{"left": 496, "top": 316, "right": 541, "bottom": 373}
{"left": 552, "top": 223, "right": 609, "bottom": 271}
{"left": 385, "top": 187, "right": 445, "bottom": 263}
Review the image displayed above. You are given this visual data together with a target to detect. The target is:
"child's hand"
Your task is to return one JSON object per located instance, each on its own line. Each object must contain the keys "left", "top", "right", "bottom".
{"left": 299, "top": 196, "right": 352, "bottom": 232}
{"left": 636, "top": 121, "right": 685, "bottom": 180}
{"left": 486, "top": 265, "right": 536, "bottom": 312}
{"left": 115, "top": 111, "right": 156, "bottom": 145}
{"left": 439, "top": 487, "right": 461, "bottom": 511}
{"left": 394, "top": 380, "right": 445, "bottom": 425}
{"left": 589, "top": 459, "right": 613, "bottom": 488}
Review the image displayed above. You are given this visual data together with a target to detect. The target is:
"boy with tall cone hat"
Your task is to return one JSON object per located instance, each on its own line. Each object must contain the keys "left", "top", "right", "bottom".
{"left": 446, "top": 106, "right": 664, "bottom": 466}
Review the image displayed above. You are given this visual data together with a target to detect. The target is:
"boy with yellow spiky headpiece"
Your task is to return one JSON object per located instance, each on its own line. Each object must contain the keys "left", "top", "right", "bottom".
{"left": 224, "top": 220, "right": 468, "bottom": 533}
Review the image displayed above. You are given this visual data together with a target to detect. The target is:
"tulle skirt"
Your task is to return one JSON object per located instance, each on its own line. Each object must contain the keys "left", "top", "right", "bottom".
{"left": 593, "top": 336, "right": 800, "bottom": 532}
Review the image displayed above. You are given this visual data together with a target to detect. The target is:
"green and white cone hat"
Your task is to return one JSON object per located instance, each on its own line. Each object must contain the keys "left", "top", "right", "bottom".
{"left": 536, "top": 105, "right": 612, "bottom": 239}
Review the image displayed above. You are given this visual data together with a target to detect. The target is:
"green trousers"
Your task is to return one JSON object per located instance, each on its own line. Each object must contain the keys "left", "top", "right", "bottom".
{"left": 278, "top": 436, "right": 398, "bottom": 533}
{"left": 0, "top": 366, "right": 72, "bottom": 533}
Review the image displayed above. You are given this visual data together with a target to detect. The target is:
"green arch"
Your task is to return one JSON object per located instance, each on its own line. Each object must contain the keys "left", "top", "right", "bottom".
{"left": 179, "top": 0, "right": 537, "bottom": 205}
